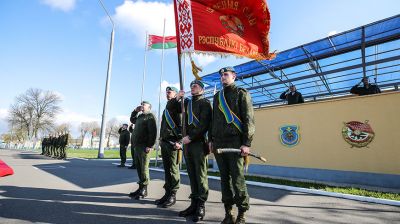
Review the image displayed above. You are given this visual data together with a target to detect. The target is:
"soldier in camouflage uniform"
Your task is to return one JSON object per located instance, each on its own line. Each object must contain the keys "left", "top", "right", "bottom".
{"left": 49, "top": 134, "right": 56, "bottom": 157}
{"left": 155, "top": 86, "right": 182, "bottom": 208}
{"left": 56, "top": 133, "right": 62, "bottom": 159}
{"left": 209, "top": 67, "right": 255, "bottom": 224}
{"left": 128, "top": 101, "right": 157, "bottom": 200}
{"left": 41, "top": 136, "right": 47, "bottom": 155}
{"left": 44, "top": 135, "right": 50, "bottom": 156}
{"left": 61, "top": 132, "right": 68, "bottom": 159}
{"left": 118, "top": 124, "right": 130, "bottom": 167}
{"left": 174, "top": 80, "right": 212, "bottom": 222}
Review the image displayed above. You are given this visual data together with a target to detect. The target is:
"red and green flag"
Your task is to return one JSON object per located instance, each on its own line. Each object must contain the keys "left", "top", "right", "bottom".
{"left": 148, "top": 35, "right": 177, "bottom": 49}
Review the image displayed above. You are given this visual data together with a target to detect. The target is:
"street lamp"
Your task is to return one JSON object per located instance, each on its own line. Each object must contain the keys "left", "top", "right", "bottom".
{"left": 98, "top": 0, "right": 115, "bottom": 158}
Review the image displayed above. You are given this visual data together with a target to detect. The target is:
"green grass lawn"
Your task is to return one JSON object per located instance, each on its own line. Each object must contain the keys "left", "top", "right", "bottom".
{"left": 207, "top": 171, "right": 400, "bottom": 201}
{"left": 66, "top": 148, "right": 158, "bottom": 159}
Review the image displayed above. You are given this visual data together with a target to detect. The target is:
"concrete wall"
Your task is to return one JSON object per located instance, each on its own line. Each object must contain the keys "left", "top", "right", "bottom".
{"left": 249, "top": 91, "right": 400, "bottom": 189}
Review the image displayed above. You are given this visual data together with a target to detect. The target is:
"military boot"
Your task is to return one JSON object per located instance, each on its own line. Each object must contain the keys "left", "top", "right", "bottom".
{"left": 128, "top": 187, "right": 141, "bottom": 198}
{"left": 192, "top": 200, "right": 205, "bottom": 222}
{"left": 134, "top": 185, "right": 148, "bottom": 200}
{"left": 162, "top": 192, "right": 176, "bottom": 208}
{"left": 221, "top": 204, "right": 235, "bottom": 224}
{"left": 178, "top": 199, "right": 197, "bottom": 217}
{"left": 235, "top": 209, "right": 246, "bottom": 224}
{"left": 155, "top": 191, "right": 169, "bottom": 205}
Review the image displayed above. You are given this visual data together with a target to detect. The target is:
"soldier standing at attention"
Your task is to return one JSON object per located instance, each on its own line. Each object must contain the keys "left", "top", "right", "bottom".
{"left": 174, "top": 80, "right": 212, "bottom": 222}
{"left": 56, "top": 133, "right": 62, "bottom": 159}
{"left": 41, "top": 136, "right": 47, "bottom": 155}
{"left": 117, "top": 124, "right": 130, "bottom": 167}
{"left": 210, "top": 67, "right": 255, "bottom": 224}
{"left": 59, "top": 132, "right": 68, "bottom": 160}
{"left": 350, "top": 77, "right": 381, "bottom": 96}
{"left": 128, "top": 101, "right": 157, "bottom": 200}
{"left": 155, "top": 86, "right": 182, "bottom": 208}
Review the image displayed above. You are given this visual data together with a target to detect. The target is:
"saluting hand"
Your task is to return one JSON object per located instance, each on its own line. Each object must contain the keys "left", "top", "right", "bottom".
{"left": 240, "top": 145, "right": 250, "bottom": 156}
{"left": 135, "top": 105, "right": 143, "bottom": 112}
{"left": 145, "top": 147, "right": 151, "bottom": 154}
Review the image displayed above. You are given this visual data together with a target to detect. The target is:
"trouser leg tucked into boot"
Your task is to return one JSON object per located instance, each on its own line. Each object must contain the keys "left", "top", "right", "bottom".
{"left": 162, "top": 191, "right": 176, "bottom": 208}
{"left": 128, "top": 187, "right": 141, "bottom": 198}
{"left": 235, "top": 209, "right": 246, "bottom": 224}
{"left": 221, "top": 204, "right": 235, "bottom": 224}
{"left": 155, "top": 191, "right": 169, "bottom": 205}
{"left": 192, "top": 200, "right": 205, "bottom": 222}
{"left": 134, "top": 185, "right": 148, "bottom": 200}
{"left": 178, "top": 199, "right": 197, "bottom": 217}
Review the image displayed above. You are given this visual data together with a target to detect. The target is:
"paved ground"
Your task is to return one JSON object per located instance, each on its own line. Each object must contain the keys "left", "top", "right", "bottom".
{"left": 0, "top": 149, "right": 399, "bottom": 224}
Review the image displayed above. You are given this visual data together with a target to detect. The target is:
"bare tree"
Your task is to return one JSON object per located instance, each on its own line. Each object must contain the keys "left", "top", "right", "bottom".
{"left": 106, "top": 118, "right": 120, "bottom": 148}
{"left": 1, "top": 133, "right": 13, "bottom": 143}
{"left": 8, "top": 88, "right": 62, "bottom": 140}
{"left": 78, "top": 122, "right": 91, "bottom": 147}
{"left": 55, "top": 123, "right": 71, "bottom": 134}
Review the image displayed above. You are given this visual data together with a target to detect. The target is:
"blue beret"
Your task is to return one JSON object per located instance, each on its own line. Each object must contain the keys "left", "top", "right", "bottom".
{"left": 190, "top": 80, "right": 204, "bottom": 89}
{"left": 166, "top": 86, "right": 178, "bottom": 92}
{"left": 141, "top": 100, "right": 151, "bottom": 106}
{"left": 219, "top": 66, "right": 236, "bottom": 75}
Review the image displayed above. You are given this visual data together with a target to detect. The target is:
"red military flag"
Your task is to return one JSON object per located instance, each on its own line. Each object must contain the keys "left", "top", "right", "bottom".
{"left": 148, "top": 35, "right": 177, "bottom": 49}
{"left": 173, "top": 0, "right": 274, "bottom": 60}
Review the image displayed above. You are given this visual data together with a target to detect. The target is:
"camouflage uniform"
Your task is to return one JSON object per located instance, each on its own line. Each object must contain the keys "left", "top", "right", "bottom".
{"left": 210, "top": 82, "right": 255, "bottom": 223}
{"left": 156, "top": 97, "right": 182, "bottom": 207}
{"left": 173, "top": 92, "right": 212, "bottom": 222}
{"left": 118, "top": 127, "right": 130, "bottom": 166}
{"left": 130, "top": 109, "right": 157, "bottom": 196}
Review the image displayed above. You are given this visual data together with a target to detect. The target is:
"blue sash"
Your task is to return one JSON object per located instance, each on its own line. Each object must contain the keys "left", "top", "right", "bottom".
{"left": 187, "top": 99, "right": 200, "bottom": 127}
{"left": 218, "top": 90, "right": 243, "bottom": 133}
{"left": 164, "top": 109, "right": 180, "bottom": 135}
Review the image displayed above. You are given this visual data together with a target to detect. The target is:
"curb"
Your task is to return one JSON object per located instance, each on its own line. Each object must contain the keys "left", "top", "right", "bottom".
{"left": 149, "top": 167, "right": 400, "bottom": 207}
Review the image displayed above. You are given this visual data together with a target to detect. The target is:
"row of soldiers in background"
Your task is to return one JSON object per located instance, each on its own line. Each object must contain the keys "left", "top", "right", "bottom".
{"left": 125, "top": 66, "right": 255, "bottom": 224}
{"left": 41, "top": 133, "right": 69, "bottom": 160}
{"left": 280, "top": 77, "right": 381, "bottom": 105}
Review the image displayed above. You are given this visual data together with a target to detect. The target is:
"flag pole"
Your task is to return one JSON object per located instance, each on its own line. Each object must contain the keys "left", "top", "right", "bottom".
{"left": 176, "top": 52, "right": 185, "bottom": 165}
{"left": 173, "top": 0, "right": 185, "bottom": 165}
{"left": 179, "top": 53, "right": 187, "bottom": 170}
{"left": 97, "top": 0, "right": 115, "bottom": 158}
{"left": 155, "top": 18, "right": 166, "bottom": 167}
{"left": 140, "top": 31, "right": 148, "bottom": 103}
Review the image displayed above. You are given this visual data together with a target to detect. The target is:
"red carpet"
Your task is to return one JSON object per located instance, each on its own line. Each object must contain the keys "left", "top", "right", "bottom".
{"left": 0, "top": 159, "right": 14, "bottom": 177}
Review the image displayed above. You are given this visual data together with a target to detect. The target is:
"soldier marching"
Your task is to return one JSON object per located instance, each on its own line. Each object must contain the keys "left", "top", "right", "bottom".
{"left": 41, "top": 132, "right": 68, "bottom": 160}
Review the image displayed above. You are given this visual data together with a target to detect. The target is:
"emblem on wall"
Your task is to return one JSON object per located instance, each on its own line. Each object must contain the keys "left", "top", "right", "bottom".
{"left": 280, "top": 125, "right": 300, "bottom": 147}
{"left": 342, "top": 120, "right": 375, "bottom": 148}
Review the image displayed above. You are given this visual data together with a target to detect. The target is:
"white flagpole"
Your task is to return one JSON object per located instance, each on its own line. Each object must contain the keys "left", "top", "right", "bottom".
{"left": 98, "top": 0, "right": 115, "bottom": 158}
{"left": 155, "top": 18, "right": 166, "bottom": 167}
{"left": 140, "top": 31, "right": 148, "bottom": 103}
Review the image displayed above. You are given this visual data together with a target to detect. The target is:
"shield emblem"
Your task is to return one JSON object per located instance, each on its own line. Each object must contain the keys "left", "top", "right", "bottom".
{"left": 280, "top": 125, "right": 300, "bottom": 147}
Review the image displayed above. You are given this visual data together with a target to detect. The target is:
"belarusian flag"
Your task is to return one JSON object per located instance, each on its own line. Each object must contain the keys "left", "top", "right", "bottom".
{"left": 148, "top": 35, "right": 177, "bottom": 49}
